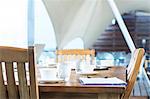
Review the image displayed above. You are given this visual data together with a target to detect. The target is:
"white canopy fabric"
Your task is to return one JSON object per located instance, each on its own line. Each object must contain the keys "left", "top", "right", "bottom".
{"left": 43, "top": 0, "right": 150, "bottom": 49}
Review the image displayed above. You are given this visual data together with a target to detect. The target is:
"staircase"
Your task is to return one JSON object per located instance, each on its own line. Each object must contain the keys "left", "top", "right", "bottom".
{"left": 91, "top": 11, "right": 150, "bottom": 53}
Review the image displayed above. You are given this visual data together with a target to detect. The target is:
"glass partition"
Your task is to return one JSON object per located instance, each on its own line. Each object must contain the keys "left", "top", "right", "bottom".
{"left": 96, "top": 51, "right": 131, "bottom": 66}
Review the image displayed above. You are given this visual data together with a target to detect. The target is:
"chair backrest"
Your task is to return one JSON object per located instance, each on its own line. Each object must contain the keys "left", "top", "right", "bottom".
{"left": 56, "top": 49, "right": 95, "bottom": 64}
{"left": 121, "top": 48, "right": 145, "bottom": 99}
{"left": 0, "top": 46, "right": 39, "bottom": 99}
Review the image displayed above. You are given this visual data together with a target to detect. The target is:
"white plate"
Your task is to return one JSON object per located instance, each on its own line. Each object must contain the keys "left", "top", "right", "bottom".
{"left": 77, "top": 71, "right": 99, "bottom": 75}
{"left": 39, "top": 78, "right": 64, "bottom": 83}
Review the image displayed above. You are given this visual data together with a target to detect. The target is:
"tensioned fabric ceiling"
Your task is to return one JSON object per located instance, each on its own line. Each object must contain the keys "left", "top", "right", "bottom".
{"left": 42, "top": 0, "right": 150, "bottom": 49}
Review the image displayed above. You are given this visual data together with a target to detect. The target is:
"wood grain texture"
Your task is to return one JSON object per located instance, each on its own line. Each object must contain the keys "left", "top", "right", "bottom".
{"left": 5, "top": 62, "right": 19, "bottom": 99}
{"left": 56, "top": 49, "right": 95, "bottom": 64}
{"left": 17, "top": 62, "right": 30, "bottom": 99}
{"left": 40, "top": 92, "right": 121, "bottom": 99}
{"left": 0, "top": 63, "right": 7, "bottom": 99}
{"left": 98, "top": 93, "right": 120, "bottom": 99}
{"left": 39, "top": 67, "right": 126, "bottom": 99}
{"left": 0, "top": 46, "right": 39, "bottom": 99}
{"left": 133, "top": 82, "right": 140, "bottom": 96}
{"left": 40, "top": 92, "right": 97, "bottom": 99}
{"left": 121, "top": 48, "right": 145, "bottom": 99}
{"left": 28, "top": 46, "right": 39, "bottom": 99}
{"left": 0, "top": 46, "right": 28, "bottom": 62}
{"left": 138, "top": 80, "right": 147, "bottom": 96}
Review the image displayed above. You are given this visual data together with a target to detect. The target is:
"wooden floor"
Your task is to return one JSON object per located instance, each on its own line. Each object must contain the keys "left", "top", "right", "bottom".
{"left": 130, "top": 96, "right": 148, "bottom": 99}
{"left": 131, "top": 75, "right": 150, "bottom": 99}
{"left": 131, "top": 79, "right": 149, "bottom": 96}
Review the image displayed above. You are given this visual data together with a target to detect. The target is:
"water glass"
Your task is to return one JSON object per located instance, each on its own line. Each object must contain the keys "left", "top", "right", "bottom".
{"left": 57, "top": 62, "right": 71, "bottom": 82}
{"left": 76, "top": 60, "right": 95, "bottom": 73}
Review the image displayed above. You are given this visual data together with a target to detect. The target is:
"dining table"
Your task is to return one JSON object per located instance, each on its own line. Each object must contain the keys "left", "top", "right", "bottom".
{"left": 38, "top": 66, "right": 127, "bottom": 99}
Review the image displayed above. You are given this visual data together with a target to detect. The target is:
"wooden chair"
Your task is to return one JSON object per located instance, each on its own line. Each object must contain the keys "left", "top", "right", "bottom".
{"left": 121, "top": 48, "right": 145, "bottom": 99}
{"left": 144, "top": 59, "right": 150, "bottom": 68}
{"left": 0, "top": 46, "right": 39, "bottom": 99}
{"left": 56, "top": 49, "right": 95, "bottom": 65}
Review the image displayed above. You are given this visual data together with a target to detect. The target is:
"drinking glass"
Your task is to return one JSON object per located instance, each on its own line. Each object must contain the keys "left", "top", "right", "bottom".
{"left": 57, "top": 62, "right": 71, "bottom": 82}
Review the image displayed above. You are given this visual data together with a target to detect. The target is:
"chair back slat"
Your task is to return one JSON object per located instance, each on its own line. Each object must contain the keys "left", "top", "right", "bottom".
{"left": 0, "top": 46, "right": 39, "bottom": 99}
{"left": 56, "top": 49, "right": 95, "bottom": 64}
{"left": 0, "top": 63, "right": 7, "bottom": 99}
{"left": 127, "top": 50, "right": 138, "bottom": 80}
{"left": 5, "top": 62, "right": 19, "bottom": 99}
{"left": 28, "top": 46, "right": 39, "bottom": 99}
{"left": 17, "top": 62, "right": 29, "bottom": 99}
{"left": 122, "top": 48, "right": 145, "bottom": 99}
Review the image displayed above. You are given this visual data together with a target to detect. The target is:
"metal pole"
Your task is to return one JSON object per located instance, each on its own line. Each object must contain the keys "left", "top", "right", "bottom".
{"left": 28, "top": 0, "right": 39, "bottom": 99}
{"left": 107, "top": 0, "right": 136, "bottom": 52}
{"left": 28, "top": 0, "right": 34, "bottom": 46}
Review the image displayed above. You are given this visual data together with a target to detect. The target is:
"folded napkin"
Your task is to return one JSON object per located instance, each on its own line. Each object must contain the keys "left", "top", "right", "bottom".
{"left": 79, "top": 77, "right": 127, "bottom": 85}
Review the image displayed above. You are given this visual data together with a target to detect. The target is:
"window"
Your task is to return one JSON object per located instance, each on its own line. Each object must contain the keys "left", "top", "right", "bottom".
{"left": 0, "top": 0, "right": 57, "bottom": 51}
{"left": 0, "top": 0, "right": 27, "bottom": 48}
